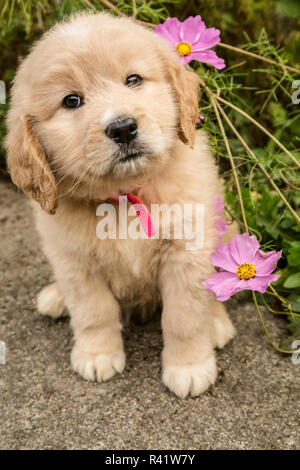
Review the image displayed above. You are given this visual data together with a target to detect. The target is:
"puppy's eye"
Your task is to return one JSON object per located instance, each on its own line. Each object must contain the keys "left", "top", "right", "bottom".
{"left": 125, "top": 75, "right": 143, "bottom": 88}
{"left": 63, "top": 94, "right": 83, "bottom": 109}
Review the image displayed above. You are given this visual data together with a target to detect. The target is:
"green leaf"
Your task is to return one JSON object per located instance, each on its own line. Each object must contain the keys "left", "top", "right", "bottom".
{"left": 269, "top": 102, "right": 288, "bottom": 127}
{"left": 283, "top": 273, "right": 300, "bottom": 289}
{"left": 287, "top": 242, "right": 300, "bottom": 268}
{"left": 288, "top": 294, "right": 300, "bottom": 313}
{"left": 276, "top": 0, "right": 300, "bottom": 19}
{"left": 280, "top": 217, "right": 295, "bottom": 230}
{"left": 280, "top": 315, "right": 300, "bottom": 350}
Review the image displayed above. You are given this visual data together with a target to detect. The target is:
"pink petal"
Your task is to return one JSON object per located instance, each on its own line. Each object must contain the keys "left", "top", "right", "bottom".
{"left": 217, "top": 218, "right": 228, "bottom": 239}
{"left": 204, "top": 271, "right": 243, "bottom": 301}
{"left": 229, "top": 233, "right": 260, "bottom": 265}
{"left": 196, "top": 114, "right": 204, "bottom": 124}
{"left": 154, "top": 17, "right": 181, "bottom": 44}
{"left": 211, "top": 242, "right": 238, "bottom": 273}
{"left": 180, "top": 54, "right": 193, "bottom": 65}
{"left": 205, "top": 271, "right": 280, "bottom": 301}
{"left": 192, "top": 27, "right": 221, "bottom": 50}
{"left": 179, "top": 16, "right": 205, "bottom": 44}
{"left": 253, "top": 250, "right": 282, "bottom": 277}
{"left": 245, "top": 274, "right": 280, "bottom": 293}
{"left": 189, "top": 50, "right": 225, "bottom": 69}
{"left": 154, "top": 24, "right": 175, "bottom": 44}
{"left": 215, "top": 194, "right": 224, "bottom": 215}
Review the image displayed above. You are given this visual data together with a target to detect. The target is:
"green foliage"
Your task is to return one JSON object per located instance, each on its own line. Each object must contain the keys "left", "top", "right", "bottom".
{"left": 280, "top": 315, "right": 300, "bottom": 349}
{"left": 0, "top": 0, "right": 299, "bottom": 349}
{"left": 276, "top": 0, "right": 300, "bottom": 19}
{"left": 284, "top": 273, "right": 300, "bottom": 289}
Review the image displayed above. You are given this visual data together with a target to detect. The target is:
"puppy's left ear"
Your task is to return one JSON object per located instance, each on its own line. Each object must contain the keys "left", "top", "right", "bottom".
{"left": 162, "top": 50, "right": 200, "bottom": 148}
{"left": 6, "top": 115, "right": 58, "bottom": 214}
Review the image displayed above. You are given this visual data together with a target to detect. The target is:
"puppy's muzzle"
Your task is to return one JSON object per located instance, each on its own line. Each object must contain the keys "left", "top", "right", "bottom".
{"left": 105, "top": 116, "right": 138, "bottom": 145}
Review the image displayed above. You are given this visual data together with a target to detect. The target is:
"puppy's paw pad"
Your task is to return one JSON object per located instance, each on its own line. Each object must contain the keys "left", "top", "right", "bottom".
{"left": 162, "top": 356, "right": 217, "bottom": 398}
{"left": 37, "top": 283, "right": 66, "bottom": 319}
{"left": 71, "top": 349, "right": 126, "bottom": 382}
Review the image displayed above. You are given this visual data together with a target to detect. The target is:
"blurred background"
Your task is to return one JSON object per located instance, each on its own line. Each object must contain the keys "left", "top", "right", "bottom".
{"left": 0, "top": 0, "right": 299, "bottom": 349}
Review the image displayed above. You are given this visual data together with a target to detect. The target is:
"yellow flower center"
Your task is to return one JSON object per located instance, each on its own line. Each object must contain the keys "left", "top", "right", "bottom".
{"left": 176, "top": 41, "right": 192, "bottom": 56}
{"left": 236, "top": 262, "right": 256, "bottom": 280}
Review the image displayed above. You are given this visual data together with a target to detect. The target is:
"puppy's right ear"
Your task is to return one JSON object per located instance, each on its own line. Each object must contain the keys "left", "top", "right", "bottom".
{"left": 6, "top": 115, "right": 57, "bottom": 214}
{"left": 159, "top": 45, "right": 200, "bottom": 148}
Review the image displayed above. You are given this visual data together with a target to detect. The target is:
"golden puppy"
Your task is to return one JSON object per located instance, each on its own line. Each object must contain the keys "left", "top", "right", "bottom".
{"left": 5, "top": 12, "right": 235, "bottom": 398}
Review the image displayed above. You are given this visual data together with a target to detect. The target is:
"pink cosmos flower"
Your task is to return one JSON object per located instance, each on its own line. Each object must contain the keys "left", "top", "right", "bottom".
{"left": 196, "top": 114, "right": 204, "bottom": 125}
{"left": 154, "top": 16, "right": 225, "bottom": 69}
{"left": 204, "top": 233, "right": 282, "bottom": 301}
{"left": 215, "top": 194, "right": 227, "bottom": 241}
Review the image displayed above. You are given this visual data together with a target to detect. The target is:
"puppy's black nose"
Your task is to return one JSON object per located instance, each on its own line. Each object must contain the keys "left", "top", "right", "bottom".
{"left": 105, "top": 117, "right": 138, "bottom": 144}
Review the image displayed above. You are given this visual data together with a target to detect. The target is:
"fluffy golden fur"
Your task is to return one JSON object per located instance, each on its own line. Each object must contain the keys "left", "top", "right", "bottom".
{"left": 6, "top": 12, "right": 235, "bottom": 398}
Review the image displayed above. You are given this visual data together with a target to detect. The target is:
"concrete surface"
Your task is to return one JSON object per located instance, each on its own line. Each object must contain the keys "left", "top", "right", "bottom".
{"left": 0, "top": 177, "right": 299, "bottom": 450}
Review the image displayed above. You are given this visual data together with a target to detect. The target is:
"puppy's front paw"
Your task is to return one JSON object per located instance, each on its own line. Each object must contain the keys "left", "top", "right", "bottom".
{"left": 71, "top": 346, "right": 125, "bottom": 382}
{"left": 162, "top": 356, "right": 217, "bottom": 398}
{"left": 37, "top": 283, "right": 66, "bottom": 319}
{"left": 212, "top": 302, "right": 236, "bottom": 349}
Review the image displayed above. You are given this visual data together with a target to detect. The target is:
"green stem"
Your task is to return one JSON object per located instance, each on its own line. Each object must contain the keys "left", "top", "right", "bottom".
{"left": 211, "top": 96, "right": 249, "bottom": 233}
{"left": 99, "top": 0, "right": 126, "bottom": 16}
{"left": 215, "top": 95, "right": 300, "bottom": 170}
{"left": 83, "top": 0, "right": 97, "bottom": 11}
{"left": 279, "top": 168, "right": 300, "bottom": 191}
{"left": 217, "top": 42, "right": 300, "bottom": 74}
{"left": 260, "top": 294, "right": 300, "bottom": 317}
{"left": 252, "top": 292, "right": 300, "bottom": 354}
{"left": 215, "top": 100, "right": 300, "bottom": 226}
{"left": 132, "top": 0, "right": 137, "bottom": 18}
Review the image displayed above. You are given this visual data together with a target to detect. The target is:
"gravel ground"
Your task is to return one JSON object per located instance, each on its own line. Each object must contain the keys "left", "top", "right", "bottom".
{"left": 0, "top": 177, "right": 299, "bottom": 450}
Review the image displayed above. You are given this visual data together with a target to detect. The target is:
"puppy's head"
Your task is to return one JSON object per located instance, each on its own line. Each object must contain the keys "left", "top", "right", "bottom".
{"left": 6, "top": 13, "right": 200, "bottom": 213}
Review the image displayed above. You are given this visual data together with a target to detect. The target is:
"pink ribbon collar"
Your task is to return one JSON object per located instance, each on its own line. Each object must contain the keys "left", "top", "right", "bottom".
{"left": 111, "top": 193, "right": 156, "bottom": 238}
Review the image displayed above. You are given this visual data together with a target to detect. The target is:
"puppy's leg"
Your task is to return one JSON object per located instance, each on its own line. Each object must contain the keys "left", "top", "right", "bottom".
{"left": 37, "top": 282, "right": 66, "bottom": 319}
{"left": 211, "top": 301, "right": 236, "bottom": 349}
{"left": 159, "top": 249, "right": 217, "bottom": 398}
{"left": 66, "top": 276, "right": 125, "bottom": 383}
